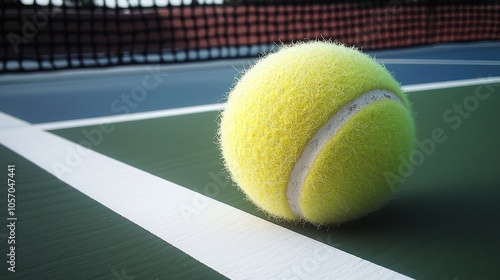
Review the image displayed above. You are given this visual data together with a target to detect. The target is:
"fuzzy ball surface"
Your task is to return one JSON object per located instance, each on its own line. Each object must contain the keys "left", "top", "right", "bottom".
{"left": 218, "top": 41, "right": 415, "bottom": 225}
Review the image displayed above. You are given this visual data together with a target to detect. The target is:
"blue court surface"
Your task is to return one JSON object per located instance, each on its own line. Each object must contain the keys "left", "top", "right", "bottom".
{"left": 1, "top": 42, "right": 499, "bottom": 123}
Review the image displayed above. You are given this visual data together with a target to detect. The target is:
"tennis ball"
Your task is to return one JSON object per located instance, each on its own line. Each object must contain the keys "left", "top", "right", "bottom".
{"left": 218, "top": 41, "right": 415, "bottom": 225}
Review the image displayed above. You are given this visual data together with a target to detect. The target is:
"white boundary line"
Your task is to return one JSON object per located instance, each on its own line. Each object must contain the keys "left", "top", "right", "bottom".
{"left": 34, "top": 103, "right": 226, "bottom": 130}
{"left": 0, "top": 112, "right": 411, "bottom": 280}
{"left": 380, "top": 58, "right": 500, "bottom": 66}
{"left": 402, "top": 76, "right": 500, "bottom": 92}
{"left": 33, "top": 76, "right": 500, "bottom": 131}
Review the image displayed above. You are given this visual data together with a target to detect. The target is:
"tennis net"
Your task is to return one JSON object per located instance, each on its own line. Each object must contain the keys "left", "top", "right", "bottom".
{"left": 1, "top": 0, "right": 499, "bottom": 72}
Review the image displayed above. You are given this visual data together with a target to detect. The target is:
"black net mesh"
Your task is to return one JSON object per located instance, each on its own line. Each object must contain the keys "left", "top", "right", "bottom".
{"left": 1, "top": 0, "right": 499, "bottom": 72}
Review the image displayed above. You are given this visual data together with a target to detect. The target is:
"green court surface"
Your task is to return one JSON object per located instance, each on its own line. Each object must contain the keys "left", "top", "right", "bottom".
{"left": 1, "top": 81, "right": 499, "bottom": 279}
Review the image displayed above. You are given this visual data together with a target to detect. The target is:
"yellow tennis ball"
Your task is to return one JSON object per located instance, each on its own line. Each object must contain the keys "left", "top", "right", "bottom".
{"left": 218, "top": 41, "right": 415, "bottom": 225}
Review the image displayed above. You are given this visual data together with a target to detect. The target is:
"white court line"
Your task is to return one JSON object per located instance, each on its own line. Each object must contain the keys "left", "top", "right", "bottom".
{"left": 380, "top": 58, "right": 500, "bottom": 66}
{"left": 402, "top": 76, "right": 500, "bottom": 92}
{"left": 34, "top": 76, "right": 500, "bottom": 131}
{"left": 0, "top": 112, "right": 412, "bottom": 279}
{"left": 34, "top": 103, "right": 226, "bottom": 130}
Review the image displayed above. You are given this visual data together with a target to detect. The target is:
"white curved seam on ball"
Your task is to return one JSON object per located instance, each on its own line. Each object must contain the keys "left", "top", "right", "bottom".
{"left": 286, "top": 89, "right": 404, "bottom": 219}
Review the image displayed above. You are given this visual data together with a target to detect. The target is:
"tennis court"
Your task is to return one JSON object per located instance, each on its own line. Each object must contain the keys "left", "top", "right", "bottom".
{"left": 1, "top": 1, "right": 500, "bottom": 279}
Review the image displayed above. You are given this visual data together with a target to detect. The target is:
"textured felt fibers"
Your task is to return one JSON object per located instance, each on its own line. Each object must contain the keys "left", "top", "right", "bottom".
{"left": 218, "top": 41, "right": 415, "bottom": 225}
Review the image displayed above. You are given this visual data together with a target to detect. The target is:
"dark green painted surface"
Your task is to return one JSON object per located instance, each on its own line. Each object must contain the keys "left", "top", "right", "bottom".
{"left": 1, "top": 82, "right": 499, "bottom": 279}
{"left": 0, "top": 146, "right": 225, "bottom": 280}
